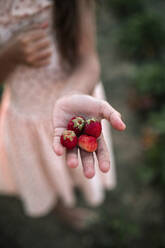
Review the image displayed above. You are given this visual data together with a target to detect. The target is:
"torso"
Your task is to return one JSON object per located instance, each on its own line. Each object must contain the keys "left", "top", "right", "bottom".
{"left": 0, "top": 0, "right": 67, "bottom": 118}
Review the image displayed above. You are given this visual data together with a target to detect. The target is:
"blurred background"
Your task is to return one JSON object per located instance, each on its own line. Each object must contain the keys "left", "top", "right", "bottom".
{"left": 0, "top": 0, "right": 165, "bottom": 247}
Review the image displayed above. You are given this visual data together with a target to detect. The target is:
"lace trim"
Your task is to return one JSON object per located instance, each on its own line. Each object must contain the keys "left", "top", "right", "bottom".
{"left": 12, "top": 1, "right": 52, "bottom": 17}
{"left": 0, "top": 2, "right": 52, "bottom": 26}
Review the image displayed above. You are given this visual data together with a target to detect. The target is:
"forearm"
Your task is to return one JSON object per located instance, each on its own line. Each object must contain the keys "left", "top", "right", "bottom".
{"left": 0, "top": 43, "right": 17, "bottom": 84}
{"left": 61, "top": 55, "right": 100, "bottom": 96}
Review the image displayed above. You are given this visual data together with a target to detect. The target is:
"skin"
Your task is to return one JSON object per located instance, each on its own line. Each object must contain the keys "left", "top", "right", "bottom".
{"left": 0, "top": 22, "right": 52, "bottom": 83}
{"left": 59, "top": 1, "right": 100, "bottom": 95}
{"left": 0, "top": 0, "right": 126, "bottom": 229}
{"left": 53, "top": 1, "right": 126, "bottom": 178}
{"left": 0, "top": 1, "right": 126, "bottom": 179}
{"left": 53, "top": 94, "right": 126, "bottom": 179}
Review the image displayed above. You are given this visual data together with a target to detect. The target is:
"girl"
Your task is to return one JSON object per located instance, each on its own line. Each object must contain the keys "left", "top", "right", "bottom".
{"left": 0, "top": 0, "right": 125, "bottom": 229}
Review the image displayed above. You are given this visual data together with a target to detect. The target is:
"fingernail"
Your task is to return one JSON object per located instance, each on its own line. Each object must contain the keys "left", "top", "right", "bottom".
{"left": 68, "top": 159, "right": 78, "bottom": 168}
{"left": 85, "top": 168, "right": 95, "bottom": 179}
{"left": 101, "top": 162, "right": 110, "bottom": 173}
{"left": 53, "top": 145, "right": 63, "bottom": 156}
{"left": 117, "top": 115, "right": 126, "bottom": 130}
{"left": 120, "top": 121, "right": 126, "bottom": 130}
{"left": 119, "top": 123, "right": 126, "bottom": 131}
{"left": 122, "top": 123, "right": 126, "bottom": 130}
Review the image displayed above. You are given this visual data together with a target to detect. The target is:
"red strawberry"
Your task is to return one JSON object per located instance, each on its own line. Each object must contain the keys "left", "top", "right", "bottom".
{"left": 67, "top": 116, "right": 85, "bottom": 136}
{"left": 84, "top": 118, "right": 102, "bottom": 138}
{"left": 61, "top": 130, "right": 78, "bottom": 149}
{"left": 78, "top": 135, "right": 98, "bottom": 152}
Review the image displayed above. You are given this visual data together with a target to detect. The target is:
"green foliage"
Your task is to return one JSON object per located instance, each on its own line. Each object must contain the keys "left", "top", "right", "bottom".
{"left": 102, "top": 0, "right": 165, "bottom": 246}
{"left": 149, "top": 106, "right": 165, "bottom": 135}
{"left": 108, "top": 0, "right": 143, "bottom": 19}
{"left": 145, "top": 137, "right": 165, "bottom": 187}
{"left": 139, "top": 108, "right": 165, "bottom": 187}
{"left": 117, "top": 13, "right": 165, "bottom": 60}
{"left": 107, "top": 0, "right": 165, "bottom": 234}
{"left": 134, "top": 63, "right": 165, "bottom": 95}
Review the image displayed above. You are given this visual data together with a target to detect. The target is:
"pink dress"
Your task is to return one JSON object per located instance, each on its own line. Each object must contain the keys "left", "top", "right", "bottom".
{"left": 0, "top": 0, "right": 116, "bottom": 216}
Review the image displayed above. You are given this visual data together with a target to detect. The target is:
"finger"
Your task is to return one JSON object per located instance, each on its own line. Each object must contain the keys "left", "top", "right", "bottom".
{"left": 99, "top": 100, "right": 126, "bottom": 131}
{"left": 23, "top": 22, "right": 49, "bottom": 32}
{"left": 80, "top": 150, "right": 95, "bottom": 179}
{"left": 33, "top": 39, "right": 51, "bottom": 52}
{"left": 28, "top": 49, "right": 52, "bottom": 64}
{"left": 21, "top": 24, "right": 42, "bottom": 33}
{"left": 66, "top": 148, "right": 79, "bottom": 168}
{"left": 22, "top": 30, "right": 47, "bottom": 45}
{"left": 32, "top": 59, "right": 51, "bottom": 68}
{"left": 25, "top": 39, "right": 51, "bottom": 55}
{"left": 96, "top": 134, "right": 110, "bottom": 173}
{"left": 53, "top": 127, "right": 65, "bottom": 156}
{"left": 56, "top": 95, "right": 126, "bottom": 132}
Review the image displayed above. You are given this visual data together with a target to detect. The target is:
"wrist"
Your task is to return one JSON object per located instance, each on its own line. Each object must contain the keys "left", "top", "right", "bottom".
{"left": 58, "top": 85, "right": 84, "bottom": 98}
{"left": 54, "top": 90, "right": 84, "bottom": 108}
{"left": 60, "top": 90, "right": 83, "bottom": 97}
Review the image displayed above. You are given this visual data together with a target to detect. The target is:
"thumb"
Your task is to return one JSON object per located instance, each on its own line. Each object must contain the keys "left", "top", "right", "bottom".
{"left": 100, "top": 100, "right": 126, "bottom": 131}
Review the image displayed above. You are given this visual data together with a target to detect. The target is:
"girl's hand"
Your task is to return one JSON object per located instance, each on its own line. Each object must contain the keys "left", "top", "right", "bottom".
{"left": 53, "top": 94, "right": 126, "bottom": 179}
{"left": 8, "top": 22, "right": 52, "bottom": 68}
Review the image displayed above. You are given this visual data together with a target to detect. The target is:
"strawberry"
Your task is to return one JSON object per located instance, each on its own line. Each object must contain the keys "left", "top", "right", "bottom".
{"left": 61, "top": 130, "right": 78, "bottom": 149}
{"left": 84, "top": 117, "right": 102, "bottom": 138}
{"left": 78, "top": 134, "right": 98, "bottom": 152}
{"left": 67, "top": 116, "right": 86, "bottom": 136}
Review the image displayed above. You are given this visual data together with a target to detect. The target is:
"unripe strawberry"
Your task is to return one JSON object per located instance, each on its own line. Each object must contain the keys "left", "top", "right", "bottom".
{"left": 61, "top": 130, "right": 78, "bottom": 149}
{"left": 67, "top": 116, "right": 86, "bottom": 136}
{"left": 84, "top": 117, "right": 102, "bottom": 138}
{"left": 78, "top": 134, "right": 98, "bottom": 152}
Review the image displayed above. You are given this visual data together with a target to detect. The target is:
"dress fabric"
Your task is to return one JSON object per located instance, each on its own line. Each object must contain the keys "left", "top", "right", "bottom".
{"left": 0, "top": 0, "right": 116, "bottom": 216}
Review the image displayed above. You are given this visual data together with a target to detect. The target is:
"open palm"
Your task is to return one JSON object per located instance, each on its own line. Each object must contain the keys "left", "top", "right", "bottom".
{"left": 53, "top": 94, "right": 126, "bottom": 178}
